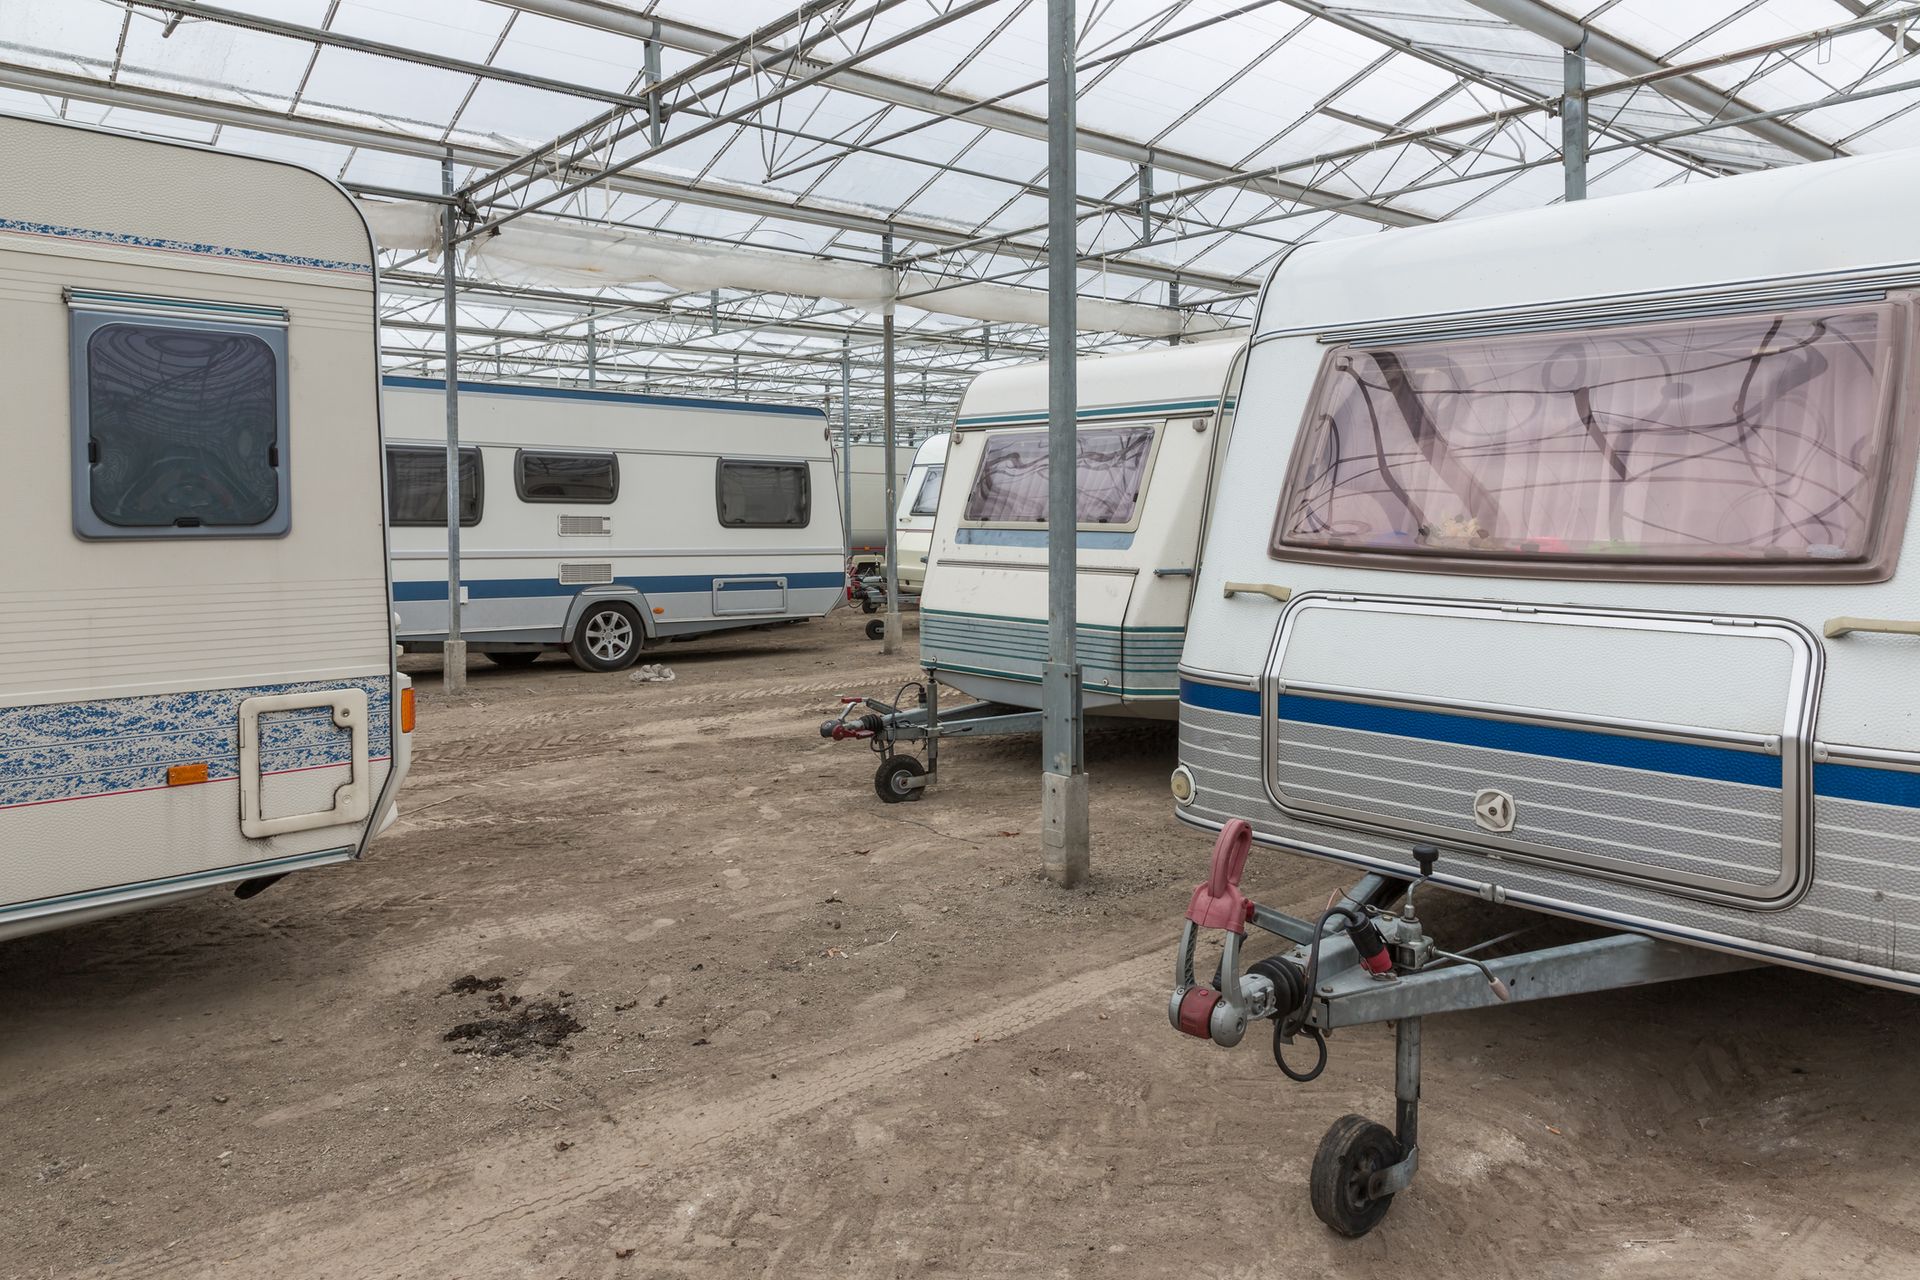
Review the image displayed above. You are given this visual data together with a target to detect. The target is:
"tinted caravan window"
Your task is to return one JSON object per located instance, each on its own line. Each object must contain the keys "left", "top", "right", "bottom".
{"left": 962, "top": 424, "right": 1154, "bottom": 525}
{"left": 1275, "top": 303, "right": 1899, "bottom": 575}
{"left": 716, "top": 460, "right": 811, "bottom": 528}
{"left": 908, "top": 463, "right": 945, "bottom": 516}
{"left": 516, "top": 450, "right": 618, "bottom": 503}
{"left": 72, "top": 315, "right": 289, "bottom": 538}
{"left": 388, "top": 446, "right": 483, "bottom": 527}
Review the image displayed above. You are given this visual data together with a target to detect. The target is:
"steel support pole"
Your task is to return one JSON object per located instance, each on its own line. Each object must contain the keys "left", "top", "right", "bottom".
{"left": 1041, "top": 0, "right": 1087, "bottom": 888}
{"left": 644, "top": 28, "right": 664, "bottom": 147}
{"left": 840, "top": 337, "right": 854, "bottom": 567}
{"left": 586, "top": 315, "right": 597, "bottom": 387}
{"left": 880, "top": 233, "right": 901, "bottom": 655}
{"left": 1563, "top": 36, "right": 1587, "bottom": 203}
{"left": 440, "top": 156, "right": 467, "bottom": 693}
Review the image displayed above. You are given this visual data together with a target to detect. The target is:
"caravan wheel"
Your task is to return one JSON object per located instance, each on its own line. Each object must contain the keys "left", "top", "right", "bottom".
{"left": 568, "top": 603, "right": 643, "bottom": 672}
{"left": 873, "top": 754, "right": 926, "bottom": 803}
{"left": 1309, "top": 1114, "right": 1402, "bottom": 1238}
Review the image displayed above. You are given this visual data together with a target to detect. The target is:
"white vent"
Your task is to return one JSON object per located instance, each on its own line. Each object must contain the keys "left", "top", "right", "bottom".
{"left": 558, "top": 562, "right": 615, "bottom": 586}
{"left": 558, "top": 514, "right": 611, "bottom": 536}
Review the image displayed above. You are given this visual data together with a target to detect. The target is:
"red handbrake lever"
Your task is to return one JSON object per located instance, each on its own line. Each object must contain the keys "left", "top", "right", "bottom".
{"left": 1185, "top": 818, "right": 1254, "bottom": 935}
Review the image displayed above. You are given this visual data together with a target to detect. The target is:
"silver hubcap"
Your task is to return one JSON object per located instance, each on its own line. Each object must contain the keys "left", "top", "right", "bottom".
{"left": 585, "top": 611, "right": 634, "bottom": 661}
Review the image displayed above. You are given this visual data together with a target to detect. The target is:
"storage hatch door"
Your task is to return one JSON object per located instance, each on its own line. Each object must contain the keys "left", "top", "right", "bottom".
{"left": 1262, "top": 594, "right": 1819, "bottom": 907}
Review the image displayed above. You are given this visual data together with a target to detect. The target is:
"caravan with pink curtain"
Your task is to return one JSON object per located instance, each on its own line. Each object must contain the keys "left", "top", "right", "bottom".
{"left": 1164, "top": 149, "right": 1920, "bottom": 1239}
{"left": 918, "top": 340, "right": 1245, "bottom": 718}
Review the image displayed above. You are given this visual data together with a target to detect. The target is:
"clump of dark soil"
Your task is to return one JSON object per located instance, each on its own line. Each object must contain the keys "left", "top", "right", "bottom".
{"left": 445, "top": 974, "right": 507, "bottom": 995}
{"left": 444, "top": 994, "right": 584, "bottom": 1057}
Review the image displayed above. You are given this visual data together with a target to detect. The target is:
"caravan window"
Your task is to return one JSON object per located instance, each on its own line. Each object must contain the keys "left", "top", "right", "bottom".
{"left": 516, "top": 450, "right": 618, "bottom": 504}
{"left": 72, "top": 316, "right": 289, "bottom": 538}
{"left": 1275, "top": 303, "right": 1906, "bottom": 578}
{"left": 387, "top": 446, "right": 483, "bottom": 527}
{"left": 962, "top": 424, "right": 1154, "bottom": 526}
{"left": 717, "top": 460, "right": 810, "bottom": 528}
{"left": 908, "top": 463, "right": 945, "bottom": 516}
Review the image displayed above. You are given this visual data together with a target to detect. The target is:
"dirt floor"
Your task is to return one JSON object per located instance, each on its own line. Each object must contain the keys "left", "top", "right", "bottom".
{"left": 6, "top": 606, "right": 1920, "bottom": 1279}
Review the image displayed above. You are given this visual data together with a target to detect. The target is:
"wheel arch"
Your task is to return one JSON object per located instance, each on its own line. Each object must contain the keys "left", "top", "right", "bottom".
{"left": 562, "top": 586, "right": 655, "bottom": 642}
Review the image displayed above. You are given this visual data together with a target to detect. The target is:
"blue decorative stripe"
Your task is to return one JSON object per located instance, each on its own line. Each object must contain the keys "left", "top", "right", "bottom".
{"left": 1180, "top": 679, "right": 1261, "bottom": 716}
{"left": 393, "top": 571, "right": 845, "bottom": 602}
{"left": 1277, "top": 693, "right": 1779, "bottom": 788}
{"left": 1183, "top": 679, "right": 1920, "bottom": 811}
{"left": 957, "top": 397, "right": 1220, "bottom": 426}
{"left": 954, "top": 528, "right": 1135, "bottom": 549}
{"left": 0, "top": 216, "right": 370, "bottom": 274}
{"left": 1815, "top": 762, "right": 1920, "bottom": 809}
{"left": 383, "top": 375, "right": 827, "bottom": 419}
{"left": 0, "top": 679, "right": 392, "bottom": 810}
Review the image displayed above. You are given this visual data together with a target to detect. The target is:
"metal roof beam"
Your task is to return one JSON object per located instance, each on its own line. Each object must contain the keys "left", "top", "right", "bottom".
{"left": 0, "top": 62, "right": 1247, "bottom": 295}
{"left": 125, "top": 1, "right": 655, "bottom": 109}
{"left": 497, "top": 0, "right": 1436, "bottom": 228}
{"left": 1462, "top": 0, "right": 1842, "bottom": 160}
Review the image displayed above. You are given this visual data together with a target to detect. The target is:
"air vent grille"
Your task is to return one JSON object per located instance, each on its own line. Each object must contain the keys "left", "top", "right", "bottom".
{"left": 558, "top": 515, "right": 611, "bottom": 536}
{"left": 558, "top": 562, "right": 615, "bottom": 586}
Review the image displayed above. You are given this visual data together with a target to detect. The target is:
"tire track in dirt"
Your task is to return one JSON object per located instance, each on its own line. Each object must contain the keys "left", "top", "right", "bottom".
{"left": 119, "top": 940, "right": 1174, "bottom": 1280}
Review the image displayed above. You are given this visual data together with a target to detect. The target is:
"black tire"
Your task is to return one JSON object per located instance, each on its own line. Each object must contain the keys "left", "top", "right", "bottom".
{"left": 567, "top": 602, "right": 643, "bottom": 672}
{"left": 483, "top": 651, "right": 541, "bottom": 668}
{"left": 873, "top": 754, "right": 926, "bottom": 803}
{"left": 1309, "top": 1114, "right": 1403, "bottom": 1238}
{"left": 860, "top": 597, "right": 878, "bottom": 614}
{"left": 865, "top": 618, "right": 886, "bottom": 641}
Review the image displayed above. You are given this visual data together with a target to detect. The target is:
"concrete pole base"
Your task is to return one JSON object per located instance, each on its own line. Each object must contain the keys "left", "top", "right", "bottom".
{"left": 1041, "top": 770, "right": 1089, "bottom": 887}
{"left": 443, "top": 639, "right": 468, "bottom": 695}
{"left": 881, "top": 608, "right": 901, "bottom": 655}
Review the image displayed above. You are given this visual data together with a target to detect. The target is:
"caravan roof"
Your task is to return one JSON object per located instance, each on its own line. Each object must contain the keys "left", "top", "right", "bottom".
{"left": 1259, "top": 149, "right": 1920, "bottom": 337}
{"left": 955, "top": 340, "right": 1242, "bottom": 428}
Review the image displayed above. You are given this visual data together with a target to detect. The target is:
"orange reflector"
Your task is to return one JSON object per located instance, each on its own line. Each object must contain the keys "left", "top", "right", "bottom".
{"left": 652, "top": 606, "right": 665, "bottom": 615}
{"left": 167, "top": 762, "right": 209, "bottom": 787}
{"left": 400, "top": 686, "right": 417, "bottom": 734}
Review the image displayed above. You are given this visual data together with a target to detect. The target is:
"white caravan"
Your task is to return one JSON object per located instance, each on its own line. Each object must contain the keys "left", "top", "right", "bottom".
{"left": 893, "top": 434, "right": 949, "bottom": 593}
{"left": 1167, "top": 152, "right": 1920, "bottom": 1235}
{"left": 920, "top": 341, "right": 1244, "bottom": 716}
{"left": 384, "top": 378, "right": 846, "bottom": 671}
{"left": 0, "top": 115, "right": 411, "bottom": 939}
{"left": 837, "top": 441, "right": 911, "bottom": 577}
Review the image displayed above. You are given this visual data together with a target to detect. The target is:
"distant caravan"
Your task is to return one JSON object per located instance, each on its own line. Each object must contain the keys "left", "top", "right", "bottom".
{"left": 384, "top": 378, "right": 848, "bottom": 672}
{"left": 920, "top": 340, "right": 1245, "bottom": 717}
{"left": 0, "top": 114, "right": 411, "bottom": 939}
{"left": 836, "top": 440, "right": 911, "bottom": 585}
{"left": 1166, "top": 151, "right": 1920, "bottom": 1237}
{"left": 821, "top": 341, "right": 1246, "bottom": 801}
{"left": 893, "top": 433, "right": 949, "bottom": 595}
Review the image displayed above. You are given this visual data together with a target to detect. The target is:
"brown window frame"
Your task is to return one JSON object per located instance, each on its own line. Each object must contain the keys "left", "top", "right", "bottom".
{"left": 1268, "top": 298, "right": 1919, "bottom": 585}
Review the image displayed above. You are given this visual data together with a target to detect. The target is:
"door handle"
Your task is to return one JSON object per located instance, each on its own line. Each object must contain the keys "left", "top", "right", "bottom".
{"left": 1223, "top": 581, "right": 1292, "bottom": 602}
{"left": 1825, "top": 616, "right": 1920, "bottom": 639}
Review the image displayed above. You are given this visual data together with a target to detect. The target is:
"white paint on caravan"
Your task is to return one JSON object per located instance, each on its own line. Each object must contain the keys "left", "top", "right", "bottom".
{"left": 383, "top": 378, "right": 847, "bottom": 670}
{"left": 1178, "top": 148, "right": 1920, "bottom": 993}
{"left": 893, "top": 434, "right": 948, "bottom": 593}
{"left": 0, "top": 114, "right": 410, "bottom": 939}
{"left": 920, "top": 340, "right": 1245, "bottom": 716}
{"left": 838, "top": 441, "right": 912, "bottom": 576}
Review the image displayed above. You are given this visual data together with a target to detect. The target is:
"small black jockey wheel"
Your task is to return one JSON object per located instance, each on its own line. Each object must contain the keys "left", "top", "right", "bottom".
{"left": 866, "top": 618, "right": 887, "bottom": 641}
{"left": 873, "top": 754, "right": 926, "bottom": 803}
{"left": 1309, "top": 1114, "right": 1403, "bottom": 1238}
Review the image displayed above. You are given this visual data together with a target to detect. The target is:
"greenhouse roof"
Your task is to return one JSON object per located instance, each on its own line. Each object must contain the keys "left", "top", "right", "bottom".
{"left": 4, "top": 0, "right": 1917, "bottom": 435}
